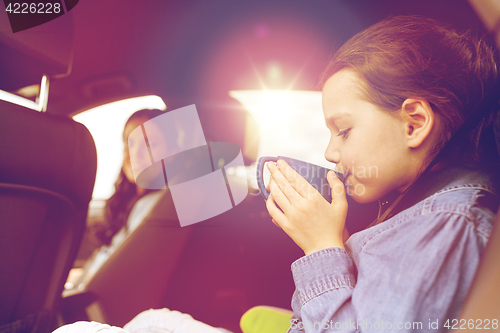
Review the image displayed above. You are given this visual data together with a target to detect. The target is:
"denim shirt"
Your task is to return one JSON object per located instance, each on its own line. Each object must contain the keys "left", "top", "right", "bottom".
{"left": 288, "top": 169, "right": 498, "bottom": 332}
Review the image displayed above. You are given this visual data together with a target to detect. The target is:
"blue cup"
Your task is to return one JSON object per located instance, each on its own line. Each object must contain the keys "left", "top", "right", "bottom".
{"left": 256, "top": 156, "right": 345, "bottom": 201}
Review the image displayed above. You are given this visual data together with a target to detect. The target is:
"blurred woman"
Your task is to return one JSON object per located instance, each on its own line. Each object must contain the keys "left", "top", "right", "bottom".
{"left": 95, "top": 108, "right": 169, "bottom": 245}
{"left": 65, "top": 109, "right": 170, "bottom": 290}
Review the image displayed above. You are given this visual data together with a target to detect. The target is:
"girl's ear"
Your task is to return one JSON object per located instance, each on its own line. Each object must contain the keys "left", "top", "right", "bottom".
{"left": 400, "top": 98, "right": 435, "bottom": 148}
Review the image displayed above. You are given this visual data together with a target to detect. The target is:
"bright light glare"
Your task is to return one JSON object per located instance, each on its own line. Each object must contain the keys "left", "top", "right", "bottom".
{"left": 0, "top": 76, "right": 49, "bottom": 111}
{"left": 230, "top": 90, "right": 334, "bottom": 189}
{"left": 73, "top": 96, "right": 167, "bottom": 199}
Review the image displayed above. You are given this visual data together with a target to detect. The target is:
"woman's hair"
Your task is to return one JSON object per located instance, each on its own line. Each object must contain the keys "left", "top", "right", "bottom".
{"left": 96, "top": 108, "right": 166, "bottom": 245}
{"left": 320, "top": 15, "right": 500, "bottom": 165}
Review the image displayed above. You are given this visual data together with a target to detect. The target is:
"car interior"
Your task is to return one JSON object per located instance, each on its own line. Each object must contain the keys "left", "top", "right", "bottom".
{"left": 1, "top": 1, "right": 499, "bottom": 333}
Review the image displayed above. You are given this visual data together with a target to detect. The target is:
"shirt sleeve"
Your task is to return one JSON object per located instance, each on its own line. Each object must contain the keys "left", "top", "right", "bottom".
{"left": 287, "top": 208, "right": 491, "bottom": 332}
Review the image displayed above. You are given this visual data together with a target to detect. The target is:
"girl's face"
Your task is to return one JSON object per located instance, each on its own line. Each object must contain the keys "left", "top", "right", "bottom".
{"left": 323, "top": 69, "right": 420, "bottom": 203}
{"left": 122, "top": 117, "right": 169, "bottom": 184}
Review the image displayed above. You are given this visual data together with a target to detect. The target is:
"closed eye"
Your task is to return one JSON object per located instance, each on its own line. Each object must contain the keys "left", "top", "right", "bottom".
{"left": 337, "top": 128, "right": 351, "bottom": 139}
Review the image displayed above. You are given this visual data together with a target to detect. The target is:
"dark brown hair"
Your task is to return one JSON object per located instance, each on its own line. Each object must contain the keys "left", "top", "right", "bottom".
{"left": 320, "top": 15, "right": 499, "bottom": 164}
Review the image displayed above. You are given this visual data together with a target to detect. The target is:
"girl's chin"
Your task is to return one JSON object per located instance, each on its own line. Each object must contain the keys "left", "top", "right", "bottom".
{"left": 345, "top": 184, "right": 379, "bottom": 204}
{"left": 349, "top": 194, "right": 377, "bottom": 204}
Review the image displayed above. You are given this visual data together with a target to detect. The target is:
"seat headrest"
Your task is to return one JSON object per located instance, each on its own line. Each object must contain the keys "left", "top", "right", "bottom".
{"left": 0, "top": 100, "right": 97, "bottom": 210}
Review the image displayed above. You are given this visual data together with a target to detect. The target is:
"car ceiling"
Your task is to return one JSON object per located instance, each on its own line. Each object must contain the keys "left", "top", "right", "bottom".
{"left": 0, "top": 0, "right": 488, "bottom": 117}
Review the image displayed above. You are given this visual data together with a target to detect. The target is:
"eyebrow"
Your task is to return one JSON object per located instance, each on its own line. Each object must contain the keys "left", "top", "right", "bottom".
{"left": 325, "top": 112, "right": 351, "bottom": 128}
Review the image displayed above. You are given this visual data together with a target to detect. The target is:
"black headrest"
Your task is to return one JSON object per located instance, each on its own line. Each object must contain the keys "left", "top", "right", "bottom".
{"left": 0, "top": 100, "right": 97, "bottom": 211}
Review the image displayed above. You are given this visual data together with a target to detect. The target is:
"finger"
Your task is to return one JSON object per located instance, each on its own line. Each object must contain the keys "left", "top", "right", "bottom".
{"left": 268, "top": 178, "right": 291, "bottom": 211}
{"left": 328, "top": 170, "right": 348, "bottom": 209}
{"left": 271, "top": 218, "right": 282, "bottom": 228}
{"left": 276, "top": 160, "right": 321, "bottom": 201}
{"left": 267, "top": 161, "right": 300, "bottom": 203}
{"left": 265, "top": 162, "right": 272, "bottom": 191}
{"left": 266, "top": 194, "right": 287, "bottom": 228}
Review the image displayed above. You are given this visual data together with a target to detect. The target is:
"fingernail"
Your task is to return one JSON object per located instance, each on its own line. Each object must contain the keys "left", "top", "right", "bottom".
{"left": 277, "top": 159, "right": 283, "bottom": 166}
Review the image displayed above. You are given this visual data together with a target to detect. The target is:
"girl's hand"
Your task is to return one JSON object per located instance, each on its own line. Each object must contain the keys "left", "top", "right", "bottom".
{"left": 265, "top": 160, "right": 348, "bottom": 255}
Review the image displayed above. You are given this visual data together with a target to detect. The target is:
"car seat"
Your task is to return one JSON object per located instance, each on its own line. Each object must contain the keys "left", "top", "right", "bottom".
{"left": 61, "top": 189, "right": 193, "bottom": 327}
{"left": 0, "top": 100, "right": 97, "bottom": 332}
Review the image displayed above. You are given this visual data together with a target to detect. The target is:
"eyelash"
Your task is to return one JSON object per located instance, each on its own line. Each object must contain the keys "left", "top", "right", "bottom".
{"left": 337, "top": 129, "right": 351, "bottom": 139}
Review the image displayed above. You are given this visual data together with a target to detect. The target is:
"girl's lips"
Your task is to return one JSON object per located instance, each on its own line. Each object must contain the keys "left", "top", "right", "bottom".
{"left": 334, "top": 164, "right": 346, "bottom": 175}
{"left": 343, "top": 169, "right": 351, "bottom": 181}
{"left": 344, "top": 171, "right": 354, "bottom": 188}
{"left": 333, "top": 164, "right": 351, "bottom": 185}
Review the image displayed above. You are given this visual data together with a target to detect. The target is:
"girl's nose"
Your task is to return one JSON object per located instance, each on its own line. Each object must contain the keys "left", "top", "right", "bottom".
{"left": 130, "top": 143, "right": 149, "bottom": 163}
{"left": 325, "top": 140, "right": 340, "bottom": 164}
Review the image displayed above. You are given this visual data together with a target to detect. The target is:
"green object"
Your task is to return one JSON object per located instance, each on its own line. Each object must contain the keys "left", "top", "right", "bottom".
{"left": 240, "top": 306, "right": 293, "bottom": 333}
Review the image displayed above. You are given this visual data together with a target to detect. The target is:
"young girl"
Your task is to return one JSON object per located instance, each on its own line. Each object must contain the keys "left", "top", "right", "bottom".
{"left": 266, "top": 16, "right": 500, "bottom": 332}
